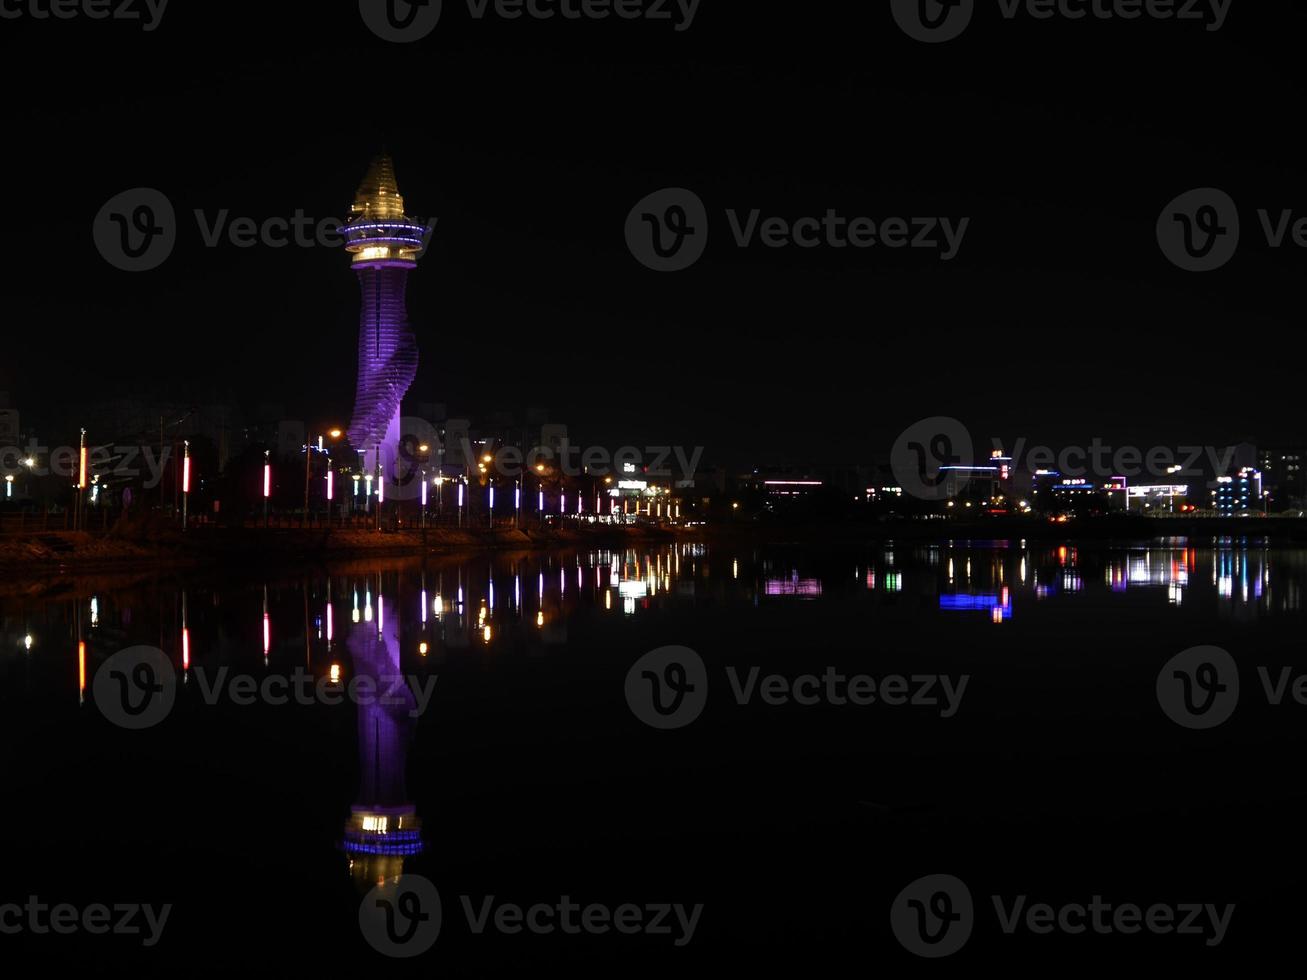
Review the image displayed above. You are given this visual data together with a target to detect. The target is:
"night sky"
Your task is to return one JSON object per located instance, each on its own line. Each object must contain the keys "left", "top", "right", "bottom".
{"left": 3, "top": 0, "right": 1304, "bottom": 465}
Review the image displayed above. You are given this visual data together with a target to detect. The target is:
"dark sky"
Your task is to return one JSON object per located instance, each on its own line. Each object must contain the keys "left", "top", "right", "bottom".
{"left": 2, "top": 0, "right": 1304, "bottom": 465}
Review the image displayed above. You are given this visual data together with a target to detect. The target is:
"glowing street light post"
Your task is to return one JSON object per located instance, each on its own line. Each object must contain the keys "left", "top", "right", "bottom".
{"left": 181, "top": 439, "right": 191, "bottom": 530}
{"left": 263, "top": 450, "right": 271, "bottom": 526}
{"left": 76, "top": 428, "right": 87, "bottom": 531}
{"left": 420, "top": 467, "right": 428, "bottom": 530}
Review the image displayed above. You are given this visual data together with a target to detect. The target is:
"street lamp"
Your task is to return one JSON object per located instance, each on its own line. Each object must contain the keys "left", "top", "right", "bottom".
{"left": 76, "top": 428, "right": 87, "bottom": 531}
{"left": 181, "top": 439, "right": 191, "bottom": 530}
{"left": 305, "top": 428, "right": 343, "bottom": 527}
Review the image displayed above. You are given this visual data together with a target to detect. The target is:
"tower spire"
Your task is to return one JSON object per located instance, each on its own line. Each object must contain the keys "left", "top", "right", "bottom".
{"left": 352, "top": 152, "right": 405, "bottom": 221}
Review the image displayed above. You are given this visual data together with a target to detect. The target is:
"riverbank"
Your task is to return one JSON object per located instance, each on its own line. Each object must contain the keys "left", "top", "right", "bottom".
{"left": 6, "top": 513, "right": 1306, "bottom": 582}
{"left": 0, "top": 516, "right": 685, "bottom": 581}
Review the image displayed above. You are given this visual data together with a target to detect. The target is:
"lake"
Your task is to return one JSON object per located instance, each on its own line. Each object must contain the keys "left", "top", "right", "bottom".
{"left": 2, "top": 536, "right": 1303, "bottom": 968}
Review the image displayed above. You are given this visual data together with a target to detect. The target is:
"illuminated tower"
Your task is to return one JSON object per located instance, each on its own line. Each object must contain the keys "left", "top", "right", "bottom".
{"left": 342, "top": 588, "right": 424, "bottom": 887}
{"left": 344, "top": 154, "right": 428, "bottom": 484}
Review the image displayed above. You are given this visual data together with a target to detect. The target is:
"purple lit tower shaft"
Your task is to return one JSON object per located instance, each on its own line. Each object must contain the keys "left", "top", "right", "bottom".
{"left": 347, "top": 592, "right": 416, "bottom": 809}
{"left": 343, "top": 587, "right": 423, "bottom": 883}
{"left": 351, "top": 265, "right": 417, "bottom": 479}
{"left": 344, "top": 154, "right": 428, "bottom": 484}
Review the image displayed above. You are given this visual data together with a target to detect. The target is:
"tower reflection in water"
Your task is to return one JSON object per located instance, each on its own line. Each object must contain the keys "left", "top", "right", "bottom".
{"left": 341, "top": 583, "right": 423, "bottom": 888}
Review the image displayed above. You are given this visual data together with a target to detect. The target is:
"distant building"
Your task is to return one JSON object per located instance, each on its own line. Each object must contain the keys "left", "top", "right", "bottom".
{"left": 441, "top": 419, "right": 471, "bottom": 472}
{"left": 1211, "top": 466, "right": 1263, "bottom": 515}
{"left": 1127, "top": 482, "right": 1191, "bottom": 513}
{"left": 1258, "top": 447, "right": 1306, "bottom": 509}
{"left": 540, "top": 424, "right": 568, "bottom": 461}
{"left": 0, "top": 406, "right": 18, "bottom": 448}
{"left": 277, "top": 420, "right": 306, "bottom": 461}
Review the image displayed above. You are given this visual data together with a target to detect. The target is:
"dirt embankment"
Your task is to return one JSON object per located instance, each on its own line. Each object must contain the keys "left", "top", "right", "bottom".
{"left": 0, "top": 513, "right": 686, "bottom": 581}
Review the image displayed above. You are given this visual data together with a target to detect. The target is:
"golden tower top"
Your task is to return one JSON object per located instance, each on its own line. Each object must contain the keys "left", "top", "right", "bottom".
{"left": 351, "top": 153, "right": 406, "bottom": 222}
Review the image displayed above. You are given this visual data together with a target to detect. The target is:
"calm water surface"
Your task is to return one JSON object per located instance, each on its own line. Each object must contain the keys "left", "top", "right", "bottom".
{"left": 3, "top": 537, "right": 1305, "bottom": 969}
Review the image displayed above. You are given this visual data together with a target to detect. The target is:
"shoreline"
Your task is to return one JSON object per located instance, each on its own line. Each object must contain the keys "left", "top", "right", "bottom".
{"left": 3, "top": 514, "right": 1306, "bottom": 582}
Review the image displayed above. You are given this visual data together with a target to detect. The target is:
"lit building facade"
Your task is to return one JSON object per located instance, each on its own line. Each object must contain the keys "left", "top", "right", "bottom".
{"left": 1211, "top": 467, "right": 1263, "bottom": 515}
{"left": 345, "top": 154, "right": 429, "bottom": 487}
